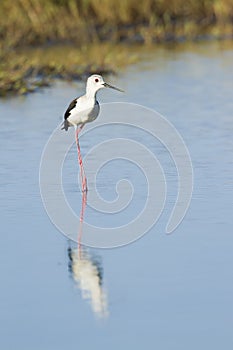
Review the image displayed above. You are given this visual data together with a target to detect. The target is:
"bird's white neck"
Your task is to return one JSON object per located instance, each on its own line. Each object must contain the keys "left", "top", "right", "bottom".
{"left": 86, "top": 86, "right": 97, "bottom": 99}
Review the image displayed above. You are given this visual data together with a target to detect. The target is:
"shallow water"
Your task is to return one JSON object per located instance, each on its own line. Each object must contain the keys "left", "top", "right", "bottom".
{"left": 0, "top": 41, "right": 233, "bottom": 349}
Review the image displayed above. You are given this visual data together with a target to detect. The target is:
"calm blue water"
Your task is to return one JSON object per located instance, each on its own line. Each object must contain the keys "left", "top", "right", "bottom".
{"left": 0, "top": 41, "right": 233, "bottom": 349}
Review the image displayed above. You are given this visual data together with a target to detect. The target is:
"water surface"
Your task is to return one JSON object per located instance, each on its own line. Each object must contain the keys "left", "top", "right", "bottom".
{"left": 0, "top": 41, "right": 233, "bottom": 349}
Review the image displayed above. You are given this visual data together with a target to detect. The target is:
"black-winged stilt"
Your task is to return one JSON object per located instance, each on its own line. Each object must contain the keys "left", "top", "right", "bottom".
{"left": 62, "top": 74, "right": 123, "bottom": 195}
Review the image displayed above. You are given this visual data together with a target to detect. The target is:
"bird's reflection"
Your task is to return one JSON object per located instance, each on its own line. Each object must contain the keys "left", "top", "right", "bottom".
{"left": 68, "top": 244, "right": 108, "bottom": 318}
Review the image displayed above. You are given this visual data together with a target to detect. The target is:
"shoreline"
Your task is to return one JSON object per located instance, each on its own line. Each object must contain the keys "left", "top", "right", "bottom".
{"left": 0, "top": 35, "right": 232, "bottom": 97}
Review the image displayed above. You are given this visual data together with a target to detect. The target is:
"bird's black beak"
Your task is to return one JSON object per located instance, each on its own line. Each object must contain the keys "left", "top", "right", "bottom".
{"left": 103, "top": 82, "right": 124, "bottom": 92}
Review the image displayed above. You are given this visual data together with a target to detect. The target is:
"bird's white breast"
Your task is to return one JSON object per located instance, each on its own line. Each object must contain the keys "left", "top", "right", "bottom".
{"left": 68, "top": 95, "right": 100, "bottom": 126}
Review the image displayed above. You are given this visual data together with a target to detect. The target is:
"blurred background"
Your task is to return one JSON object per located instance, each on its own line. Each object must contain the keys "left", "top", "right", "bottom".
{"left": 0, "top": 0, "right": 233, "bottom": 95}
{"left": 0, "top": 1, "right": 233, "bottom": 350}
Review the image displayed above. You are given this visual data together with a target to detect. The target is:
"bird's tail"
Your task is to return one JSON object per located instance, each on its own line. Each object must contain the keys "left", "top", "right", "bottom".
{"left": 61, "top": 120, "right": 69, "bottom": 131}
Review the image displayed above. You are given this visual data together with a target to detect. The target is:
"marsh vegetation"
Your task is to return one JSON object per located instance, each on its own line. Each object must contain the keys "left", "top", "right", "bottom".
{"left": 0, "top": 0, "right": 232, "bottom": 95}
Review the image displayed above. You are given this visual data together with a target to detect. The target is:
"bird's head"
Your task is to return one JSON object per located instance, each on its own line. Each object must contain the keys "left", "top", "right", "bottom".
{"left": 86, "top": 74, "right": 124, "bottom": 94}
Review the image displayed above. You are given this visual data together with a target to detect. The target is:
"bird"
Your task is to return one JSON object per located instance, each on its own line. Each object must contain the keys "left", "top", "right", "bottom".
{"left": 62, "top": 74, "right": 123, "bottom": 197}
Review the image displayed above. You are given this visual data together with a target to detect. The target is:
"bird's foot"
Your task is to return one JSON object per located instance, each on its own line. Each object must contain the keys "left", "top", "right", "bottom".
{"left": 82, "top": 179, "right": 88, "bottom": 194}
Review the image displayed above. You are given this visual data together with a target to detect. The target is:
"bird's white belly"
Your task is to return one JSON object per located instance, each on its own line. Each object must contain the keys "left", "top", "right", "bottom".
{"left": 68, "top": 103, "right": 100, "bottom": 126}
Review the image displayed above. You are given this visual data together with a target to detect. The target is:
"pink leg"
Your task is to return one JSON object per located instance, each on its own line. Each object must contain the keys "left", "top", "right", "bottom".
{"left": 75, "top": 125, "right": 88, "bottom": 246}
{"left": 75, "top": 125, "right": 88, "bottom": 193}
{"left": 78, "top": 190, "right": 87, "bottom": 247}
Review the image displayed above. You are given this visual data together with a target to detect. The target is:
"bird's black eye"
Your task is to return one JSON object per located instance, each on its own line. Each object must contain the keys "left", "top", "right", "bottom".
{"left": 95, "top": 78, "right": 99, "bottom": 83}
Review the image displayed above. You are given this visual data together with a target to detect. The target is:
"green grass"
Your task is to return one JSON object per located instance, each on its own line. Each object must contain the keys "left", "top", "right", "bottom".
{"left": 0, "top": 43, "right": 139, "bottom": 96}
{"left": 0, "top": 0, "right": 232, "bottom": 49}
{"left": 0, "top": 0, "right": 232, "bottom": 96}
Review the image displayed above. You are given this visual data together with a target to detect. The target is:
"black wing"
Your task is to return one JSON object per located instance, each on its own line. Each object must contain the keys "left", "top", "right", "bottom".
{"left": 61, "top": 98, "right": 78, "bottom": 131}
{"left": 64, "top": 98, "right": 77, "bottom": 120}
